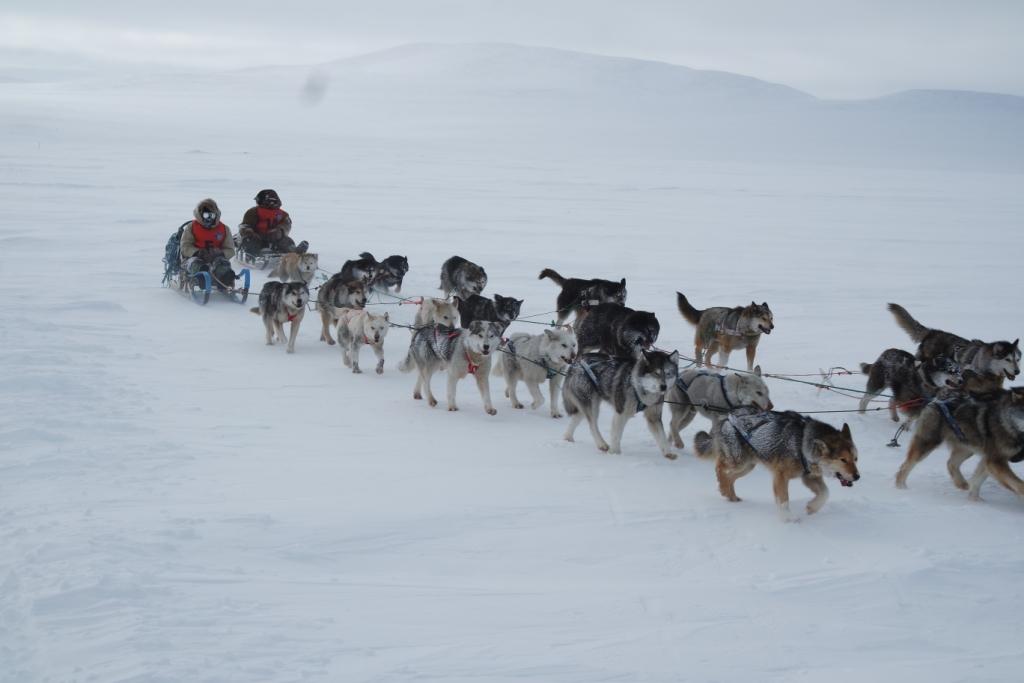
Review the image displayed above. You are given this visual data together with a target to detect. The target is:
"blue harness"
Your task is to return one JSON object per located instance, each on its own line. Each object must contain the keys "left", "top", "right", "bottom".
{"left": 934, "top": 399, "right": 967, "bottom": 442}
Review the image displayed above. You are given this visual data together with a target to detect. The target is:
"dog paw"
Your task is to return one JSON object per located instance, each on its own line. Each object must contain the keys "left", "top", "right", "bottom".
{"left": 327, "top": 339, "right": 336, "bottom": 346}
{"left": 512, "top": 402, "right": 524, "bottom": 409}
{"left": 895, "top": 480, "right": 908, "bottom": 490}
{"left": 551, "top": 412, "right": 563, "bottom": 419}
{"left": 530, "top": 402, "right": 543, "bottom": 410}
{"left": 352, "top": 367, "right": 362, "bottom": 374}
{"left": 428, "top": 398, "right": 438, "bottom": 407}
{"left": 564, "top": 435, "right": 575, "bottom": 443}
{"left": 376, "top": 368, "right": 384, "bottom": 375}
{"left": 597, "top": 443, "right": 609, "bottom": 452}
{"left": 286, "top": 348, "right": 295, "bottom": 354}
{"left": 968, "top": 492, "right": 983, "bottom": 502}
{"left": 486, "top": 407, "right": 497, "bottom": 416}
{"left": 663, "top": 451, "right": 678, "bottom": 460}
{"left": 413, "top": 392, "right": 422, "bottom": 400}
{"left": 953, "top": 480, "right": 969, "bottom": 491}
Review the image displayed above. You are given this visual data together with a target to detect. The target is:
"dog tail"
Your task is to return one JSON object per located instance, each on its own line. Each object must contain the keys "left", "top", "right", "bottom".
{"left": 676, "top": 292, "right": 703, "bottom": 326}
{"left": 398, "top": 347, "right": 415, "bottom": 373}
{"left": 358, "top": 251, "right": 377, "bottom": 264}
{"left": 693, "top": 430, "right": 716, "bottom": 460}
{"left": 249, "top": 307, "right": 260, "bottom": 314}
{"left": 860, "top": 362, "right": 873, "bottom": 375}
{"left": 538, "top": 268, "right": 566, "bottom": 286}
{"left": 887, "top": 303, "right": 928, "bottom": 342}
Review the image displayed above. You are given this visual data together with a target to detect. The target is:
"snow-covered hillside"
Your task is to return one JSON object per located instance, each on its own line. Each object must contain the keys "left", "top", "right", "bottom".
{"left": 2, "top": 42, "right": 1024, "bottom": 682}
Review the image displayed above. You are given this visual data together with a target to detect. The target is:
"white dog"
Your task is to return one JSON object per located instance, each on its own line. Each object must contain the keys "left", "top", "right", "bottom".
{"left": 413, "top": 297, "right": 458, "bottom": 331}
{"left": 336, "top": 308, "right": 390, "bottom": 374}
{"left": 495, "top": 327, "right": 577, "bottom": 418}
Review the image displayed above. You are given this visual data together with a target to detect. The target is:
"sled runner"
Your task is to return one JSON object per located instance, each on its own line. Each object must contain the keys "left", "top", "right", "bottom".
{"left": 235, "top": 243, "right": 284, "bottom": 270}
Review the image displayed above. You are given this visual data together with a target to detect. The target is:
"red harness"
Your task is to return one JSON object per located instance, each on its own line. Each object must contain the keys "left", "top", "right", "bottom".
{"left": 465, "top": 352, "right": 480, "bottom": 375}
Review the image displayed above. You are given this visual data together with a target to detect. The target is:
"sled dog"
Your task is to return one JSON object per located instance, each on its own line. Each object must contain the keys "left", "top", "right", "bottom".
{"left": 888, "top": 303, "right": 1020, "bottom": 390}
{"left": 413, "top": 298, "right": 459, "bottom": 331}
{"left": 677, "top": 293, "right": 774, "bottom": 371}
{"left": 537, "top": 268, "right": 627, "bottom": 325}
{"left": 339, "top": 253, "right": 378, "bottom": 285}
{"left": 399, "top": 320, "right": 503, "bottom": 414}
{"left": 666, "top": 367, "right": 772, "bottom": 448}
{"left": 251, "top": 281, "right": 309, "bottom": 354}
{"left": 317, "top": 276, "right": 367, "bottom": 344}
{"left": 455, "top": 293, "right": 523, "bottom": 332}
{"left": 858, "top": 348, "right": 964, "bottom": 421}
{"left": 368, "top": 253, "right": 410, "bottom": 293}
{"left": 575, "top": 303, "right": 659, "bottom": 357}
{"left": 694, "top": 410, "right": 859, "bottom": 521}
{"left": 336, "top": 308, "right": 390, "bottom": 374}
{"left": 439, "top": 256, "right": 487, "bottom": 299}
{"left": 269, "top": 252, "right": 319, "bottom": 284}
{"left": 494, "top": 327, "right": 577, "bottom": 417}
{"left": 894, "top": 387, "right": 1024, "bottom": 498}
{"left": 562, "top": 350, "right": 680, "bottom": 459}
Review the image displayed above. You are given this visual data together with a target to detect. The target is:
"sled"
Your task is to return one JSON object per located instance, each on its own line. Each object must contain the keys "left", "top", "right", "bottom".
{"left": 235, "top": 245, "right": 283, "bottom": 270}
{"left": 165, "top": 267, "right": 251, "bottom": 306}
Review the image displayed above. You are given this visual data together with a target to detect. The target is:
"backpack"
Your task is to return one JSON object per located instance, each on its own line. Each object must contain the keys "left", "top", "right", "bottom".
{"left": 162, "top": 222, "right": 189, "bottom": 281}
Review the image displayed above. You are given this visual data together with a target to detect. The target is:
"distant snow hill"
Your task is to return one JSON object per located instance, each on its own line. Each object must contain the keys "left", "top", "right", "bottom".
{"left": 5, "top": 42, "right": 1024, "bottom": 171}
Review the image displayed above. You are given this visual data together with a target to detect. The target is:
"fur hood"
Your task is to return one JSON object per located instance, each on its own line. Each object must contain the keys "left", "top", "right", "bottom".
{"left": 193, "top": 198, "right": 221, "bottom": 224}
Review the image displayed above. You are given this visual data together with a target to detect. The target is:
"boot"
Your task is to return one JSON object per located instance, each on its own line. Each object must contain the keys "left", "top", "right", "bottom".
{"left": 294, "top": 240, "right": 309, "bottom": 254}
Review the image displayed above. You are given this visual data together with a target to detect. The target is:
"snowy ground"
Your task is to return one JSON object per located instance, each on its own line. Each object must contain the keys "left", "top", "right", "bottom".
{"left": 3, "top": 45, "right": 1024, "bottom": 682}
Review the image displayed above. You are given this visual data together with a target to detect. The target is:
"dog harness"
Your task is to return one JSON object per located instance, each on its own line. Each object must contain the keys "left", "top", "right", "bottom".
{"left": 465, "top": 353, "right": 481, "bottom": 375}
{"left": 190, "top": 220, "right": 228, "bottom": 250}
{"left": 727, "top": 412, "right": 813, "bottom": 475}
{"left": 429, "top": 325, "right": 461, "bottom": 362}
{"left": 677, "top": 371, "right": 737, "bottom": 411}
{"left": 507, "top": 339, "right": 560, "bottom": 380}
{"left": 934, "top": 399, "right": 968, "bottom": 442}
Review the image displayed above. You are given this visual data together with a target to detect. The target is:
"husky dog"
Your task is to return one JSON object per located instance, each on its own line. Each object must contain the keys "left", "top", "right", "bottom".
{"left": 439, "top": 256, "right": 487, "bottom": 299}
{"left": 336, "top": 308, "right": 390, "bottom": 374}
{"left": 695, "top": 410, "right": 859, "bottom": 521}
{"left": 666, "top": 367, "right": 773, "bottom": 448}
{"left": 858, "top": 348, "right": 964, "bottom": 421}
{"left": 412, "top": 297, "right": 459, "bottom": 331}
{"left": 894, "top": 387, "right": 1024, "bottom": 498}
{"left": 251, "top": 281, "right": 310, "bottom": 354}
{"left": 339, "top": 253, "right": 378, "bottom": 285}
{"left": 494, "top": 327, "right": 577, "bottom": 417}
{"left": 888, "top": 304, "right": 1020, "bottom": 387}
{"left": 269, "top": 252, "right": 319, "bottom": 284}
{"left": 537, "top": 268, "right": 627, "bottom": 324}
{"left": 454, "top": 294, "right": 523, "bottom": 332}
{"left": 575, "top": 303, "right": 660, "bottom": 357}
{"left": 317, "top": 276, "right": 367, "bottom": 344}
{"left": 562, "top": 350, "right": 680, "bottom": 459}
{"left": 369, "top": 254, "right": 410, "bottom": 293}
{"left": 677, "top": 293, "right": 774, "bottom": 371}
{"left": 399, "top": 320, "right": 503, "bottom": 414}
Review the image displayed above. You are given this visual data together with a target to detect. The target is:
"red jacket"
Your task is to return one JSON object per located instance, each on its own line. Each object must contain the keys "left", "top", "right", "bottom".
{"left": 254, "top": 207, "right": 289, "bottom": 235}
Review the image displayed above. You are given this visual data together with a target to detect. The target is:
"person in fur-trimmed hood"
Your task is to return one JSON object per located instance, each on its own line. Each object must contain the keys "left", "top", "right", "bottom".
{"left": 180, "top": 198, "right": 237, "bottom": 289}
{"left": 237, "top": 189, "right": 309, "bottom": 255}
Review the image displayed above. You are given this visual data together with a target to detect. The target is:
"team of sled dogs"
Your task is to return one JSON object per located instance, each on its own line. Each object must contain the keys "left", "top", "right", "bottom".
{"left": 247, "top": 252, "right": 1023, "bottom": 520}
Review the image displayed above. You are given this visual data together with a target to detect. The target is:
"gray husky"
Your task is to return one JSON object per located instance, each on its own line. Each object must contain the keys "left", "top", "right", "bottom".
{"left": 694, "top": 409, "right": 860, "bottom": 521}
{"left": 562, "top": 350, "right": 680, "bottom": 459}
{"left": 575, "top": 303, "right": 660, "bottom": 357}
{"left": 666, "top": 367, "right": 773, "bottom": 448}
{"left": 888, "top": 303, "right": 1020, "bottom": 390}
{"left": 537, "top": 268, "right": 627, "bottom": 325}
{"left": 858, "top": 348, "right": 964, "bottom": 421}
{"left": 895, "top": 387, "right": 1024, "bottom": 498}
{"left": 317, "top": 276, "right": 367, "bottom": 344}
{"left": 494, "top": 327, "right": 577, "bottom": 418}
{"left": 677, "top": 293, "right": 774, "bottom": 371}
{"left": 399, "top": 320, "right": 504, "bottom": 414}
{"left": 251, "top": 281, "right": 310, "bottom": 354}
{"left": 439, "top": 255, "right": 488, "bottom": 299}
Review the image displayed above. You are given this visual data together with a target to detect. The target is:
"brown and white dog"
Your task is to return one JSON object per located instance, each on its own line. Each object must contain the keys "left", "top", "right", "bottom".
{"left": 677, "top": 293, "right": 774, "bottom": 371}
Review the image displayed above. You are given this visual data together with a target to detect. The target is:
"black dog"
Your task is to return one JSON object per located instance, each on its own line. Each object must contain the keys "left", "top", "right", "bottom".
{"left": 538, "top": 268, "right": 626, "bottom": 324}
{"left": 576, "top": 303, "right": 659, "bottom": 357}
{"left": 340, "top": 252, "right": 378, "bottom": 285}
{"left": 440, "top": 256, "right": 488, "bottom": 299}
{"left": 370, "top": 254, "right": 410, "bottom": 292}
{"left": 455, "top": 294, "right": 523, "bottom": 333}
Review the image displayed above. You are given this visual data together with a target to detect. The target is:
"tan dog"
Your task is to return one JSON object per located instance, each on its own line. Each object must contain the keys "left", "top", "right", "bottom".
{"left": 677, "top": 293, "right": 774, "bottom": 371}
{"left": 269, "top": 252, "right": 319, "bottom": 284}
{"left": 336, "top": 308, "right": 390, "bottom": 374}
{"left": 317, "top": 277, "right": 367, "bottom": 344}
{"left": 413, "top": 297, "right": 458, "bottom": 331}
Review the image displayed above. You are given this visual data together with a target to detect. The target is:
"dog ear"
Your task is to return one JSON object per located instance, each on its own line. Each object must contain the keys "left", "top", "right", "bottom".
{"left": 841, "top": 423, "right": 852, "bottom": 439}
{"left": 812, "top": 439, "right": 830, "bottom": 459}
{"left": 620, "top": 278, "right": 626, "bottom": 286}
{"left": 543, "top": 329, "right": 557, "bottom": 340}
{"left": 753, "top": 365, "right": 762, "bottom": 376}
{"left": 383, "top": 312, "right": 390, "bottom": 321}
{"left": 668, "top": 350, "right": 679, "bottom": 364}
{"left": 1014, "top": 338, "right": 1020, "bottom": 347}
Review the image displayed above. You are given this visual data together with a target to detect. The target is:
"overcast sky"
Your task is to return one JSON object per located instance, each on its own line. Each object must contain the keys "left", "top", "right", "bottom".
{"left": 2, "top": 1, "right": 1021, "bottom": 99}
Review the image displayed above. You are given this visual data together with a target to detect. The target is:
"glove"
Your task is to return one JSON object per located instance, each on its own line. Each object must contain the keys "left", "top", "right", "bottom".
{"left": 268, "top": 228, "right": 284, "bottom": 241}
